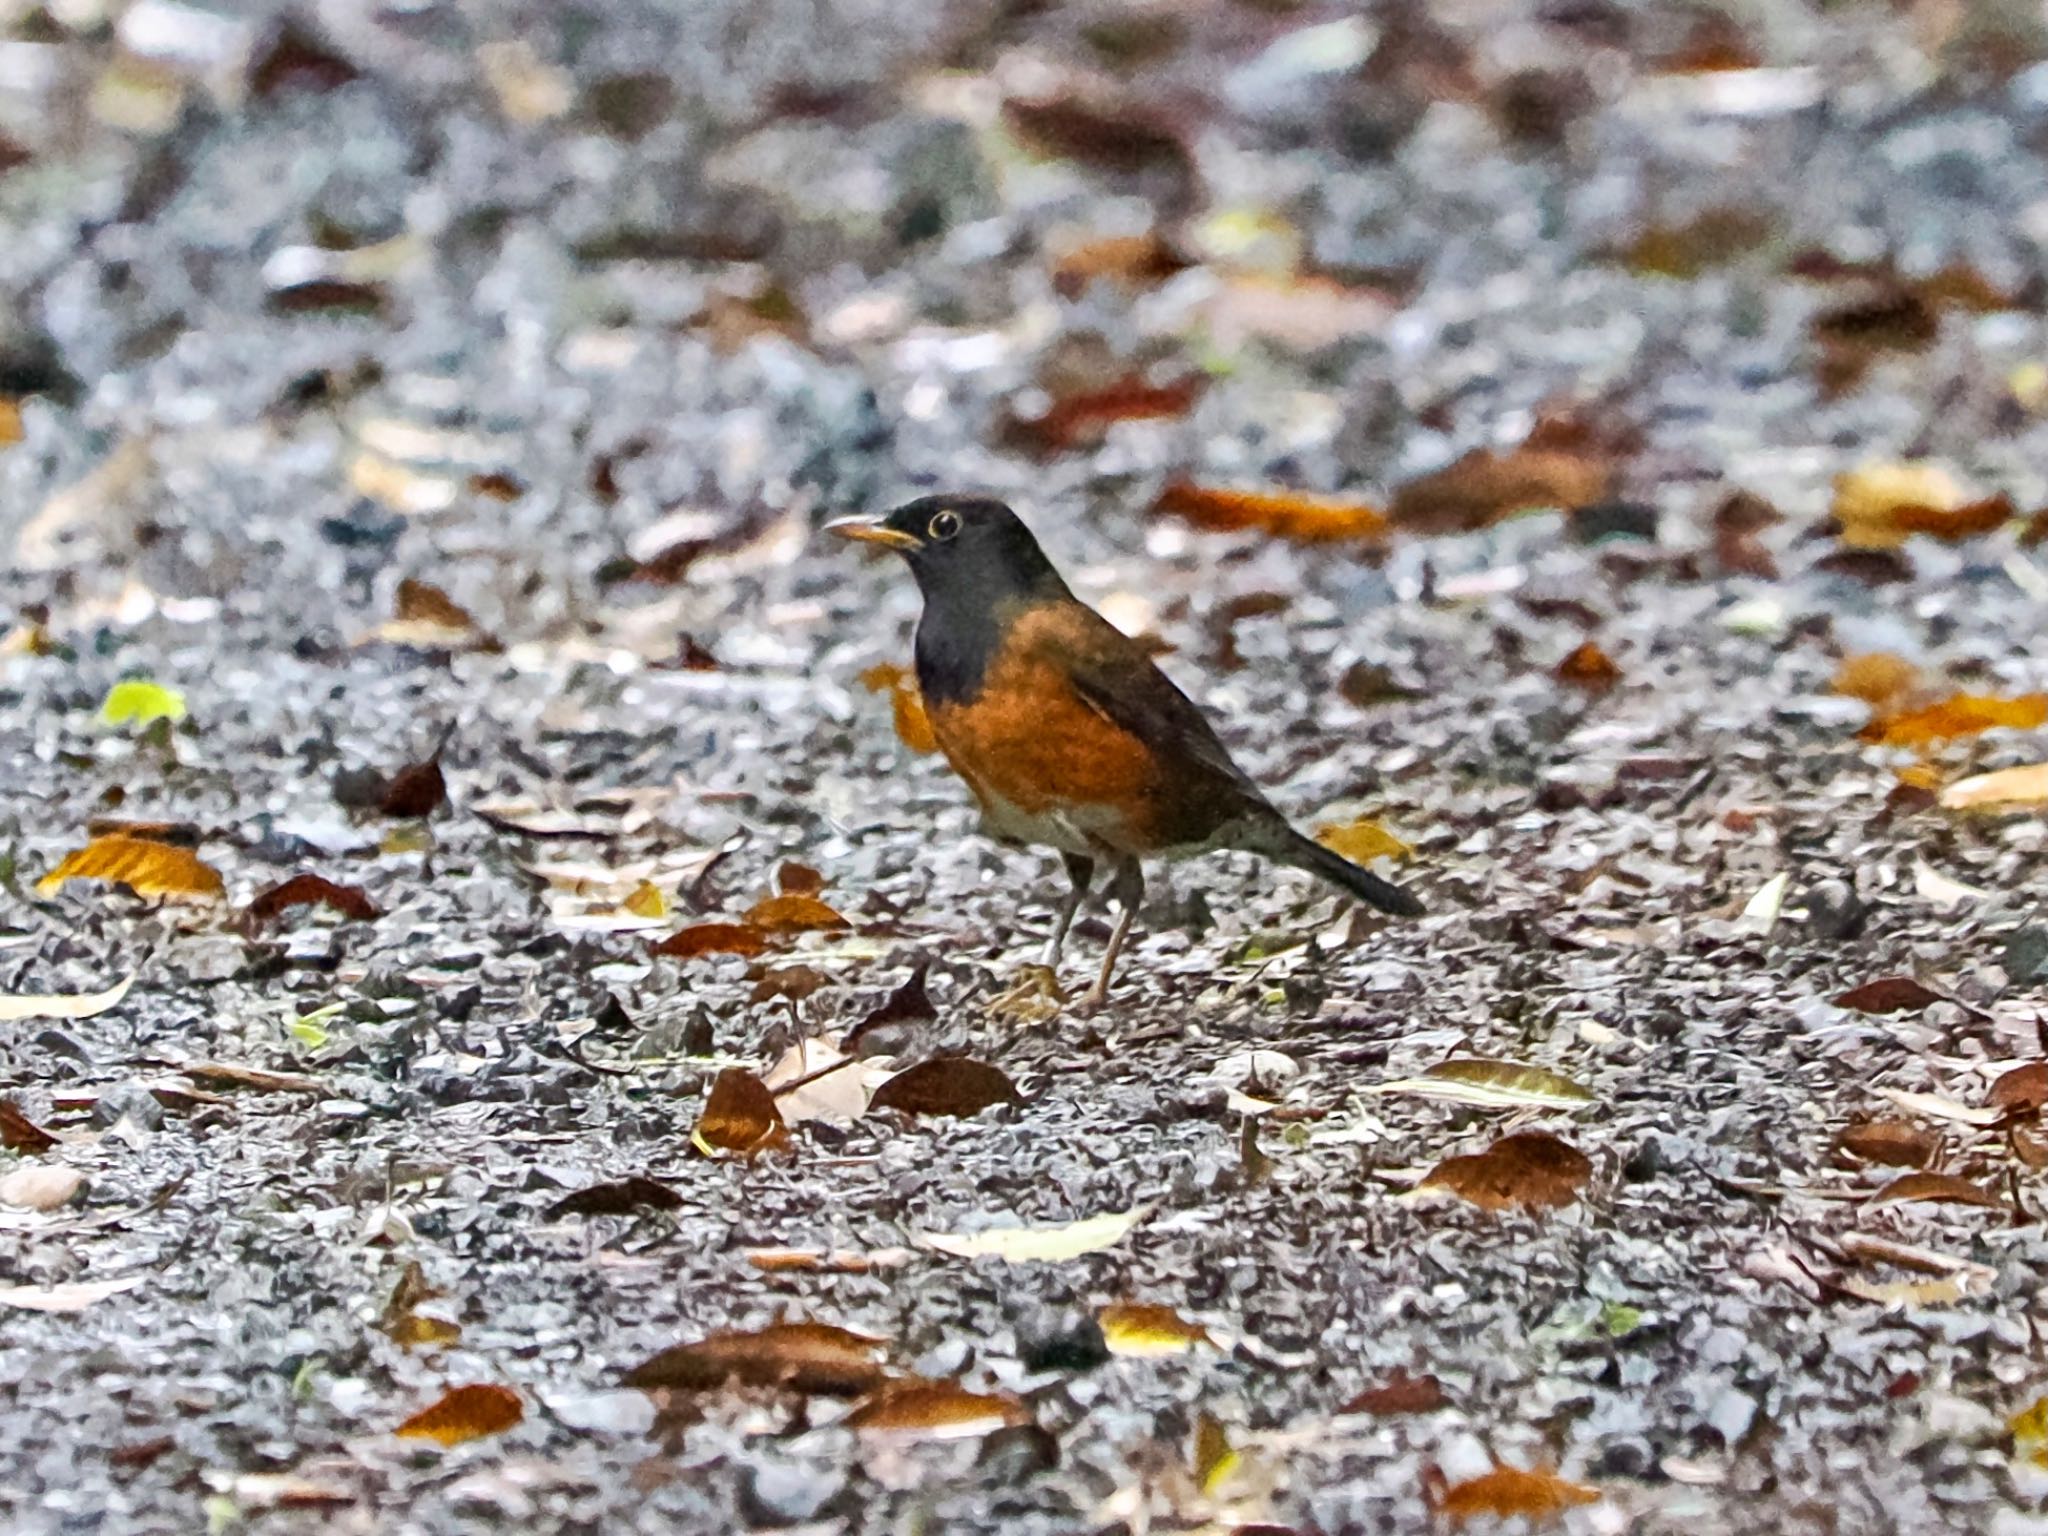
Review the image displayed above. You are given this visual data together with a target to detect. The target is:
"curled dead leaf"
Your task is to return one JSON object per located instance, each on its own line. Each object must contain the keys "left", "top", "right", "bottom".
{"left": 918, "top": 1205, "right": 1150, "bottom": 1263}
{"left": 245, "top": 873, "right": 380, "bottom": 925}
{"left": 547, "top": 1175, "right": 683, "bottom": 1218}
{"left": 394, "top": 1383, "right": 524, "bottom": 1447}
{"left": 623, "top": 1322, "right": 887, "bottom": 1395}
{"left": 1391, "top": 445, "right": 1610, "bottom": 534}
{"left": 1005, "top": 375, "right": 1202, "bottom": 454}
{"left": 1417, "top": 1132, "right": 1590, "bottom": 1213}
{"left": 1374, "top": 1058, "right": 1594, "bottom": 1110}
{"left": 1989, "top": 1063, "right": 2048, "bottom": 1114}
{"left": 37, "top": 836, "right": 224, "bottom": 902}
{"left": 1831, "top": 652, "right": 1921, "bottom": 710}
{"left": 692, "top": 1068, "right": 789, "bottom": 1158}
{"left": 0, "top": 1099, "right": 59, "bottom": 1153}
{"left": 1340, "top": 1371, "right": 1447, "bottom": 1416}
{"left": 0, "top": 974, "right": 137, "bottom": 1022}
{"left": 1867, "top": 1172, "right": 2003, "bottom": 1211}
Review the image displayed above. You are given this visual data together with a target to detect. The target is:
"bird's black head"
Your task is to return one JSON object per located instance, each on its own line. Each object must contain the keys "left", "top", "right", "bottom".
{"left": 828, "top": 494, "right": 1064, "bottom": 603}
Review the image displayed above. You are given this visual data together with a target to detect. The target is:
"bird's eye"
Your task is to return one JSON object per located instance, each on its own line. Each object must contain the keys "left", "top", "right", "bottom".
{"left": 927, "top": 509, "right": 961, "bottom": 541}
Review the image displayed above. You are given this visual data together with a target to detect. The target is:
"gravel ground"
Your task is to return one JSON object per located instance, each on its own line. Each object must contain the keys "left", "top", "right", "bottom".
{"left": 4, "top": 3, "right": 2048, "bottom": 1533}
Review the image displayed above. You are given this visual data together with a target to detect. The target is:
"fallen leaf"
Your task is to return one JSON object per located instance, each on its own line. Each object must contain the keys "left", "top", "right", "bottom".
{"left": 1836, "top": 1274, "right": 1971, "bottom": 1308}
{"left": 856, "top": 662, "right": 939, "bottom": 754}
{"left": 1371, "top": 1058, "right": 1594, "bottom": 1110}
{"left": 744, "top": 894, "right": 850, "bottom": 933}
{"left": 1835, "top": 1119, "right": 1940, "bottom": 1169}
{"left": 1153, "top": 479, "right": 1389, "bottom": 543}
{"left": 1193, "top": 1413, "right": 1238, "bottom": 1493}
{"left": 0, "top": 974, "right": 137, "bottom": 1022}
{"left": 742, "top": 1246, "right": 916, "bottom": 1274}
{"left": 621, "top": 880, "right": 669, "bottom": 920}
{"left": 1098, "top": 1302, "right": 1211, "bottom": 1357}
{"left": 98, "top": 679, "right": 187, "bottom": 728}
{"left": 373, "top": 579, "right": 487, "bottom": 648}
{"left": 1989, "top": 1063, "right": 2048, "bottom": 1114}
{"left": 918, "top": 1205, "right": 1150, "bottom": 1263}
{"left": 843, "top": 1378, "right": 1029, "bottom": 1438}
{"left": 1878, "top": 1088, "right": 2004, "bottom": 1128}
{"left": 1833, "top": 463, "right": 2012, "bottom": 548}
{"left": 651, "top": 924, "right": 769, "bottom": 960}
{"left": 37, "top": 836, "right": 224, "bottom": 901}
{"left": 623, "top": 1322, "right": 887, "bottom": 1395}
{"left": 378, "top": 755, "right": 449, "bottom": 819}
{"left": 764, "top": 1037, "right": 883, "bottom": 1128}
{"left": 1436, "top": 1464, "right": 1600, "bottom": 1525}
{"left": 1050, "top": 231, "right": 1187, "bottom": 296}
{"left": 1941, "top": 763, "right": 2048, "bottom": 811}
{"left": 394, "top": 1384, "right": 524, "bottom": 1447}
{"left": 1555, "top": 640, "right": 1622, "bottom": 694}
{"left": 547, "top": 1176, "right": 683, "bottom": 1218}
{"left": 1834, "top": 977, "right": 1942, "bottom": 1015}
{"left": 1417, "top": 1132, "right": 1591, "bottom": 1212}
{"left": 0, "top": 1099, "right": 59, "bottom": 1153}
{"left": 0, "top": 1164, "right": 85, "bottom": 1211}
{"left": 1612, "top": 207, "right": 1775, "bottom": 278}
{"left": 1863, "top": 692, "right": 2048, "bottom": 747}
{"left": 183, "top": 1062, "right": 324, "bottom": 1095}
{"left": 245, "top": 874, "right": 380, "bottom": 925}
{"left": 2012, "top": 1397, "right": 2048, "bottom": 1469}
{"left": 868, "top": 1058, "right": 1022, "bottom": 1118}
{"left": 0, "top": 397, "right": 18, "bottom": 445}
{"left": 1314, "top": 818, "right": 1412, "bottom": 864}
{"left": 1006, "top": 375, "right": 1203, "bottom": 454}
{"left": 1002, "top": 92, "right": 1193, "bottom": 184}
{"left": 1340, "top": 1372, "right": 1447, "bottom": 1416}
{"left": 691, "top": 1068, "right": 789, "bottom": 1157}
{"left": 1867, "top": 1172, "right": 2003, "bottom": 1210}
{"left": 777, "top": 862, "right": 826, "bottom": 896}
{"left": 1831, "top": 652, "right": 1921, "bottom": 710}
{"left": 749, "top": 965, "right": 833, "bottom": 1003}
{"left": 1712, "top": 488, "right": 1782, "bottom": 576}
{"left": 381, "top": 1260, "right": 462, "bottom": 1350}
{"left": 0, "top": 1276, "right": 145, "bottom": 1312}
{"left": 1391, "top": 445, "right": 1610, "bottom": 534}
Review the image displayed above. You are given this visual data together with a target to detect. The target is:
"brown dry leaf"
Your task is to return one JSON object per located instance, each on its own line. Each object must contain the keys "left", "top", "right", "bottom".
{"left": 394, "top": 1384, "right": 524, "bottom": 1447}
{"left": 0, "top": 974, "right": 137, "bottom": 1022}
{"left": 1391, "top": 445, "right": 1610, "bottom": 534}
{"left": 843, "top": 1378, "right": 1030, "bottom": 1439}
{"left": 1436, "top": 1464, "right": 1600, "bottom": 1526}
{"left": 651, "top": 924, "right": 770, "bottom": 960}
{"left": 744, "top": 894, "right": 850, "bottom": 934}
{"left": 1341, "top": 1371, "right": 1448, "bottom": 1416}
{"left": 867, "top": 1058, "right": 1022, "bottom": 1119}
{"left": 37, "top": 836, "right": 224, "bottom": 902}
{"left": 380, "top": 1261, "right": 461, "bottom": 1350}
{"left": 245, "top": 873, "right": 380, "bottom": 925}
{"left": 622, "top": 1322, "right": 888, "bottom": 1395}
{"left": 373, "top": 578, "right": 490, "bottom": 648}
{"left": 1315, "top": 818, "right": 1413, "bottom": 864}
{"left": 1555, "top": 640, "right": 1622, "bottom": 694}
{"left": 1050, "top": 231, "right": 1187, "bottom": 297}
{"left": 183, "top": 1061, "right": 324, "bottom": 1095}
{"left": 0, "top": 397, "right": 20, "bottom": 445}
{"left": 1867, "top": 1172, "right": 2003, "bottom": 1211}
{"left": 1614, "top": 207, "right": 1775, "bottom": 278}
{"left": 1417, "top": 1132, "right": 1591, "bottom": 1213}
{"left": 1989, "top": 1063, "right": 2048, "bottom": 1114}
{"left": 855, "top": 662, "right": 939, "bottom": 754}
{"left": 547, "top": 1175, "right": 684, "bottom": 1218}
{"left": 1712, "top": 488, "right": 1782, "bottom": 576}
{"left": 378, "top": 755, "right": 448, "bottom": 819}
{"left": 1831, "top": 653, "right": 1921, "bottom": 711}
{"left": 1006, "top": 375, "right": 1203, "bottom": 454}
{"left": 1153, "top": 479, "right": 1389, "bottom": 543}
{"left": 845, "top": 963, "right": 936, "bottom": 1049}
{"left": 743, "top": 1246, "right": 916, "bottom": 1274}
{"left": 777, "top": 862, "right": 826, "bottom": 896}
{"left": 1098, "top": 1302, "right": 1211, "bottom": 1358}
{"left": 0, "top": 1099, "right": 59, "bottom": 1153}
{"left": 692, "top": 1068, "right": 789, "bottom": 1158}
{"left": 1834, "top": 977, "right": 1943, "bottom": 1014}
{"left": 1863, "top": 693, "right": 2048, "bottom": 748}
{"left": 1941, "top": 763, "right": 2048, "bottom": 811}
{"left": 1001, "top": 93, "right": 1193, "bottom": 184}
{"left": 1835, "top": 1119, "right": 1940, "bottom": 1169}
{"left": 1833, "top": 464, "right": 2012, "bottom": 548}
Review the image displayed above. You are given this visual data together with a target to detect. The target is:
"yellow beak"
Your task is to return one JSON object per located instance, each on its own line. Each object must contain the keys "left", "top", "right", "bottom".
{"left": 825, "top": 517, "right": 922, "bottom": 552}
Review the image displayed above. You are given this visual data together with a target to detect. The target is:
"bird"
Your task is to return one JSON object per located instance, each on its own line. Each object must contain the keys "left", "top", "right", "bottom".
{"left": 828, "top": 494, "right": 1423, "bottom": 1007}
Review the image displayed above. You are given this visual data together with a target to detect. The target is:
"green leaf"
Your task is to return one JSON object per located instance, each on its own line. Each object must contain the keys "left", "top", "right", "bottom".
{"left": 1600, "top": 1302, "right": 1644, "bottom": 1338}
{"left": 287, "top": 1001, "right": 345, "bottom": 1051}
{"left": 100, "top": 679, "right": 188, "bottom": 728}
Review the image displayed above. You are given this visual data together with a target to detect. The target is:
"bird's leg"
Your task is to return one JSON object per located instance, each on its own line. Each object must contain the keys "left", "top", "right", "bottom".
{"left": 1079, "top": 857, "right": 1144, "bottom": 1010}
{"left": 1043, "top": 851, "right": 1094, "bottom": 970}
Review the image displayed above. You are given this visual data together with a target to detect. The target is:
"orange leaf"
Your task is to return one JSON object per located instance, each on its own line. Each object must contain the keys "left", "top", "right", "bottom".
{"left": 1153, "top": 479, "right": 1389, "bottom": 543}
{"left": 1049, "top": 232, "right": 1187, "bottom": 296}
{"left": 1315, "top": 818, "right": 1412, "bottom": 863}
{"left": 692, "top": 1068, "right": 788, "bottom": 1158}
{"left": 1862, "top": 693, "right": 2048, "bottom": 747}
{"left": 1098, "top": 1302, "right": 1212, "bottom": 1357}
{"left": 1418, "top": 1132, "right": 1590, "bottom": 1213}
{"left": 1867, "top": 1172, "right": 2003, "bottom": 1210}
{"left": 1833, "top": 1119, "right": 1939, "bottom": 1169}
{"left": 1007, "top": 375, "right": 1202, "bottom": 453}
{"left": 844, "top": 1377, "right": 1029, "bottom": 1438}
{"left": 394, "top": 1384, "right": 523, "bottom": 1446}
{"left": 1834, "top": 463, "right": 2011, "bottom": 548}
{"left": 0, "top": 1099, "right": 58, "bottom": 1153}
{"left": 622, "top": 1321, "right": 887, "bottom": 1394}
{"left": 1436, "top": 1464, "right": 1599, "bottom": 1525}
{"left": 245, "top": 873, "right": 380, "bottom": 924}
{"left": 1340, "top": 1371, "right": 1447, "bottom": 1416}
{"left": 0, "top": 397, "right": 20, "bottom": 446}
{"left": 37, "top": 835, "right": 224, "bottom": 902}
{"left": 1555, "top": 640, "right": 1621, "bottom": 694}
{"left": 650, "top": 923, "right": 769, "bottom": 959}
{"left": 1989, "top": 1063, "right": 2048, "bottom": 1114}
{"left": 777, "top": 862, "right": 826, "bottom": 896}
{"left": 744, "top": 894, "right": 850, "bottom": 933}
{"left": 1831, "top": 652, "right": 1920, "bottom": 710}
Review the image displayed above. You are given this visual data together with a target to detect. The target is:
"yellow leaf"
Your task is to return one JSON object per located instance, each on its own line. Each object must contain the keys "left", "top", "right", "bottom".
{"left": 1098, "top": 1302, "right": 1211, "bottom": 1357}
{"left": 393, "top": 1384, "right": 523, "bottom": 1447}
{"left": 1833, "top": 462, "right": 2010, "bottom": 548}
{"left": 2011, "top": 1396, "right": 2048, "bottom": 1468}
{"left": 99, "top": 680, "right": 187, "bottom": 728}
{"left": 37, "top": 836, "right": 224, "bottom": 901}
{"left": 917, "top": 1206, "right": 1149, "bottom": 1263}
{"left": 1941, "top": 763, "right": 2048, "bottom": 810}
{"left": 1864, "top": 692, "right": 2048, "bottom": 747}
{"left": 1371, "top": 1057, "right": 1595, "bottom": 1109}
{"left": 622, "top": 880, "right": 669, "bottom": 919}
{"left": 1315, "top": 817, "right": 1412, "bottom": 863}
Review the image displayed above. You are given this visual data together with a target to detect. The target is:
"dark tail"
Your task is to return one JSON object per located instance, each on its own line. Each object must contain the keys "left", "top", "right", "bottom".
{"left": 1256, "top": 823, "right": 1425, "bottom": 918}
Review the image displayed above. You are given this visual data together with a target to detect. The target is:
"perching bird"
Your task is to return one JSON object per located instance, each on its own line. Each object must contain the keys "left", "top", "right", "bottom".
{"left": 829, "top": 495, "right": 1422, "bottom": 1006}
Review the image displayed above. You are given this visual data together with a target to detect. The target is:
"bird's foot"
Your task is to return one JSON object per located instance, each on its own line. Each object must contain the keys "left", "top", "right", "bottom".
{"left": 986, "top": 964, "right": 1064, "bottom": 1024}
